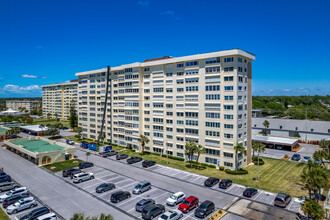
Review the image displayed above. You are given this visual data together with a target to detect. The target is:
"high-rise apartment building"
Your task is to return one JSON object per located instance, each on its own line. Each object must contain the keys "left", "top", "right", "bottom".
{"left": 75, "top": 49, "right": 255, "bottom": 169}
{"left": 6, "top": 100, "right": 41, "bottom": 113}
{"left": 42, "top": 80, "right": 78, "bottom": 121}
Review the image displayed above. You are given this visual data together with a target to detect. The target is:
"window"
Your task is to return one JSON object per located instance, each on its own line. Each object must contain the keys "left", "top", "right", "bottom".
{"left": 186, "top": 120, "right": 198, "bottom": 126}
{"left": 153, "top": 103, "right": 164, "bottom": 108}
{"left": 177, "top": 153, "right": 184, "bottom": 157}
{"left": 166, "top": 72, "right": 173, "bottom": 77}
{"left": 154, "top": 132, "right": 163, "bottom": 138}
{"left": 206, "top": 122, "right": 221, "bottom": 128}
{"left": 224, "top": 57, "right": 234, "bottom": 62}
{"left": 177, "top": 88, "right": 184, "bottom": 92}
{"left": 206, "top": 112, "right": 220, "bottom": 118}
{"left": 166, "top": 119, "right": 173, "bottom": 124}
{"left": 206, "top": 130, "right": 220, "bottom": 137}
{"left": 177, "top": 120, "right": 184, "bottom": 125}
{"left": 167, "top": 127, "right": 173, "bottom": 132}
{"left": 176, "top": 79, "right": 184, "bottom": 84}
{"left": 206, "top": 57, "right": 220, "bottom": 64}
{"left": 224, "top": 86, "right": 233, "bottom": 91}
{"left": 153, "top": 118, "right": 163, "bottom": 123}
{"left": 125, "top": 68, "right": 133, "bottom": 72}
{"left": 153, "top": 125, "right": 163, "bottom": 130}
{"left": 177, "top": 72, "right": 184, "bottom": 76}
{"left": 238, "top": 67, "right": 243, "bottom": 72}
{"left": 205, "top": 75, "right": 220, "bottom": 83}
{"left": 166, "top": 88, "right": 173, "bottom": 93}
{"left": 176, "top": 128, "right": 184, "bottom": 133}
{"left": 224, "top": 96, "right": 234, "bottom": 100}
{"left": 205, "top": 85, "right": 220, "bottom": 91}
{"left": 224, "top": 133, "right": 233, "bottom": 139}
{"left": 224, "top": 124, "right": 234, "bottom": 129}
{"left": 205, "top": 66, "right": 220, "bottom": 73}
{"left": 177, "top": 63, "right": 184, "bottom": 68}
{"left": 144, "top": 67, "right": 150, "bottom": 71}
{"left": 206, "top": 149, "right": 220, "bottom": 156}
{"left": 153, "top": 87, "right": 164, "bottom": 93}
{"left": 224, "top": 76, "right": 234, "bottom": 81}
{"left": 144, "top": 89, "right": 150, "bottom": 93}
{"left": 185, "top": 112, "right": 198, "bottom": 118}
{"left": 166, "top": 112, "right": 173, "bottom": 116}
{"left": 224, "top": 162, "right": 233, "bottom": 167}
{"left": 238, "top": 86, "right": 242, "bottom": 91}
{"left": 238, "top": 57, "right": 242, "bottom": 62}
{"left": 185, "top": 128, "right": 198, "bottom": 135}
{"left": 185, "top": 78, "right": 199, "bottom": 83}
{"left": 176, "top": 112, "right": 184, "bottom": 117}
{"left": 206, "top": 94, "right": 220, "bottom": 100}
{"left": 224, "top": 105, "right": 234, "bottom": 110}
{"left": 205, "top": 157, "right": 217, "bottom": 165}
{"left": 224, "top": 152, "right": 233, "bottom": 158}
{"left": 186, "top": 86, "right": 198, "bottom": 91}
{"left": 224, "top": 67, "right": 234, "bottom": 72}
{"left": 185, "top": 70, "right": 199, "bottom": 75}
{"left": 185, "top": 61, "right": 199, "bottom": 66}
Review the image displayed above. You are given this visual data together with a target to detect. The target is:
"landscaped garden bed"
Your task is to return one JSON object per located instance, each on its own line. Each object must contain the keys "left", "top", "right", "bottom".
{"left": 208, "top": 209, "right": 227, "bottom": 220}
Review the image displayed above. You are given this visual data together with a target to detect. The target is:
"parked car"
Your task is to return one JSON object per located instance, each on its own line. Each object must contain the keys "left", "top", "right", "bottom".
{"left": 142, "top": 160, "right": 156, "bottom": 168}
{"left": 61, "top": 127, "right": 69, "bottom": 130}
{"left": 166, "top": 192, "right": 186, "bottom": 206}
{"left": 204, "top": 177, "right": 219, "bottom": 187}
{"left": 274, "top": 193, "right": 292, "bottom": 208}
{"left": 141, "top": 204, "right": 165, "bottom": 219}
{"left": 303, "top": 156, "right": 311, "bottom": 163}
{"left": 0, "top": 175, "right": 11, "bottom": 183}
{"left": 80, "top": 141, "right": 88, "bottom": 149}
{"left": 135, "top": 199, "right": 155, "bottom": 212}
{"left": 243, "top": 188, "right": 258, "bottom": 198}
{"left": 276, "top": 146, "right": 283, "bottom": 150}
{"left": 102, "top": 150, "right": 118, "bottom": 157}
{"left": 95, "top": 183, "right": 115, "bottom": 193}
{"left": 194, "top": 200, "right": 215, "bottom": 218}
{"left": 5, "top": 135, "right": 18, "bottom": 139}
{"left": 127, "top": 156, "right": 143, "bottom": 164}
{"left": 110, "top": 191, "right": 131, "bottom": 203}
{"left": 66, "top": 139, "right": 74, "bottom": 145}
{"left": 158, "top": 210, "right": 183, "bottom": 220}
{"left": 78, "top": 162, "right": 94, "bottom": 169}
{"left": 132, "top": 181, "right": 151, "bottom": 194}
{"left": 116, "top": 154, "right": 128, "bottom": 160}
{"left": 62, "top": 168, "right": 81, "bottom": 178}
{"left": 178, "top": 196, "right": 199, "bottom": 213}
{"left": 73, "top": 172, "right": 94, "bottom": 183}
{"left": 291, "top": 154, "right": 301, "bottom": 161}
{"left": 19, "top": 206, "right": 50, "bottom": 220}
{"left": 0, "top": 182, "right": 19, "bottom": 192}
{"left": 0, "top": 187, "right": 28, "bottom": 202}
{"left": 2, "top": 194, "right": 29, "bottom": 209}
{"left": 36, "top": 212, "right": 57, "bottom": 220}
{"left": 219, "top": 179, "right": 233, "bottom": 189}
{"left": 70, "top": 170, "right": 83, "bottom": 179}
{"left": 6, "top": 197, "right": 37, "bottom": 214}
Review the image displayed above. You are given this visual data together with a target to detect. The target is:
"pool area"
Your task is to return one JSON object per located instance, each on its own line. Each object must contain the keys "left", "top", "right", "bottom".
{"left": 0, "top": 127, "right": 8, "bottom": 133}
{"left": 13, "top": 139, "right": 64, "bottom": 153}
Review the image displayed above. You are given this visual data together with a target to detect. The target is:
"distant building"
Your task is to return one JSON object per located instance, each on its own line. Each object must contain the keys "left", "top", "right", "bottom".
{"left": 252, "top": 118, "right": 330, "bottom": 140}
{"left": 252, "top": 109, "right": 262, "bottom": 117}
{"left": 6, "top": 100, "right": 41, "bottom": 113}
{"left": 42, "top": 80, "right": 78, "bottom": 121}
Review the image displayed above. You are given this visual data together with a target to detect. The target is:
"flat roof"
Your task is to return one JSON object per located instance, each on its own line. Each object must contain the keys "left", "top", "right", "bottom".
{"left": 19, "top": 125, "right": 49, "bottom": 132}
{"left": 12, "top": 139, "right": 64, "bottom": 153}
{"left": 0, "top": 127, "right": 8, "bottom": 133}
{"left": 252, "top": 135, "right": 298, "bottom": 145}
{"left": 42, "top": 81, "right": 78, "bottom": 88}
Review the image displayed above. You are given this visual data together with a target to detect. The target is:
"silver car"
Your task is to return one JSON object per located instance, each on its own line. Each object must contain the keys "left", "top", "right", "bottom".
{"left": 0, "top": 182, "right": 19, "bottom": 193}
{"left": 37, "top": 212, "right": 57, "bottom": 220}
{"left": 0, "top": 187, "right": 28, "bottom": 202}
{"left": 6, "top": 197, "right": 37, "bottom": 214}
{"left": 73, "top": 172, "right": 94, "bottom": 183}
{"left": 132, "top": 181, "right": 151, "bottom": 194}
{"left": 158, "top": 210, "right": 183, "bottom": 220}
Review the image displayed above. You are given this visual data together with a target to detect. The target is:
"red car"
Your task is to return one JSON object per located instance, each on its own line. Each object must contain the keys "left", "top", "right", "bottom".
{"left": 178, "top": 196, "right": 199, "bottom": 213}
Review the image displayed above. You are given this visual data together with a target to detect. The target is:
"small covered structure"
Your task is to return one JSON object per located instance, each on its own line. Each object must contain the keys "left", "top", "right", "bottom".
{"left": 0, "top": 108, "right": 20, "bottom": 116}
{"left": 19, "top": 125, "right": 49, "bottom": 136}
{"left": 252, "top": 135, "right": 299, "bottom": 151}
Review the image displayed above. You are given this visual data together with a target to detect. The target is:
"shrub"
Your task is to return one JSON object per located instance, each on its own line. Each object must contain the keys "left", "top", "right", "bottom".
{"left": 219, "top": 166, "right": 225, "bottom": 171}
{"left": 111, "top": 143, "right": 118, "bottom": 146}
{"left": 254, "top": 160, "right": 264, "bottom": 165}
{"left": 208, "top": 164, "right": 216, "bottom": 168}
{"left": 119, "top": 145, "right": 125, "bottom": 148}
{"left": 150, "top": 152, "right": 160, "bottom": 156}
{"left": 74, "top": 134, "right": 80, "bottom": 138}
{"left": 201, "top": 163, "right": 208, "bottom": 167}
{"left": 225, "top": 169, "right": 248, "bottom": 175}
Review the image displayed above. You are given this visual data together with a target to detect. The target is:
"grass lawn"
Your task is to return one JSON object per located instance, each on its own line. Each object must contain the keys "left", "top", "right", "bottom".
{"left": 43, "top": 159, "right": 83, "bottom": 172}
{"left": 117, "top": 149, "right": 307, "bottom": 197}
{"left": 31, "top": 118, "right": 70, "bottom": 128}
{"left": 0, "top": 207, "right": 10, "bottom": 220}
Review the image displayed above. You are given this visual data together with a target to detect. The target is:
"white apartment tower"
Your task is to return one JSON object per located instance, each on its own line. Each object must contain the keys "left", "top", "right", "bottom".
{"left": 76, "top": 49, "right": 255, "bottom": 169}
{"left": 42, "top": 80, "right": 78, "bottom": 121}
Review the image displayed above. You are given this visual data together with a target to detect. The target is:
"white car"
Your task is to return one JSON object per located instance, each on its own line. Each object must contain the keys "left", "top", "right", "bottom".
{"left": 158, "top": 210, "right": 183, "bottom": 220}
{"left": 37, "top": 212, "right": 57, "bottom": 220}
{"left": 303, "top": 156, "right": 311, "bottom": 163}
{"left": 66, "top": 139, "right": 75, "bottom": 145}
{"left": 73, "top": 172, "right": 94, "bottom": 183}
{"left": 166, "top": 192, "right": 185, "bottom": 206}
{"left": 0, "top": 187, "right": 28, "bottom": 202}
{"left": 6, "top": 196, "right": 37, "bottom": 214}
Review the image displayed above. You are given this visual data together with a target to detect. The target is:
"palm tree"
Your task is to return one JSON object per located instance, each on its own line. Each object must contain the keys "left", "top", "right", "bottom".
{"left": 47, "top": 113, "right": 51, "bottom": 119}
{"left": 86, "top": 152, "right": 91, "bottom": 162}
{"left": 262, "top": 120, "right": 270, "bottom": 136}
{"left": 138, "top": 134, "right": 150, "bottom": 153}
{"left": 252, "top": 141, "right": 258, "bottom": 161}
{"left": 12, "top": 127, "right": 20, "bottom": 136}
{"left": 312, "top": 166, "right": 329, "bottom": 202}
{"left": 185, "top": 140, "right": 197, "bottom": 169}
{"left": 195, "top": 144, "right": 206, "bottom": 169}
{"left": 254, "top": 142, "right": 266, "bottom": 182}
{"left": 74, "top": 127, "right": 83, "bottom": 140}
{"left": 233, "top": 142, "right": 245, "bottom": 171}
{"left": 313, "top": 150, "right": 328, "bottom": 166}
{"left": 54, "top": 113, "right": 59, "bottom": 121}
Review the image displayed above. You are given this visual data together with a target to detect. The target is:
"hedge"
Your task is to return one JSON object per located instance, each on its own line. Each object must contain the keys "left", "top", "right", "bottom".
{"left": 201, "top": 163, "right": 208, "bottom": 167}
{"left": 161, "top": 154, "right": 185, "bottom": 161}
{"left": 254, "top": 160, "right": 264, "bottom": 165}
{"left": 219, "top": 166, "right": 225, "bottom": 171}
{"left": 207, "top": 164, "right": 216, "bottom": 168}
{"left": 225, "top": 169, "right": 249, "bottom": 175}
{"left": 111, "top": 143, "right": 118, "bottom": 146}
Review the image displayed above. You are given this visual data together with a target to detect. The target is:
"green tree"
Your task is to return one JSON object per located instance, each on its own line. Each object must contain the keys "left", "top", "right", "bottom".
{"left": 313, "top": 150, "right": 328, "bottom": 166}
{"left": 74, "top": 127, "right": 83, "bottom": 140}
{"left": 195, "top": 144, "right": 206, "bottom": 169}
{"left": 252, "top": 100, "right": 265, "bottom": 109}
{"left": 233, "top": 142, "right": 245, "bottom": 171}
{"left": 138, "top": 134, "right": 150, "bottom": 152}
{"left": 86, "top": 152, "right": 91, "bottom": 162}
{"left": 39, "top": 124, "right": 45, "bottom": 133}
{"left": 47, "top": 113, "right": 51, "bottom": 119}
{"left": 26, "top": 117, "right": 33, "bottom": 125}
{"left": 262, "top": 120, "right": 270, "bottom": 136}
{"left": 69, "top": 99, "right": 78, "bottom": 128}
{"left": 185, "top": 140, "right": 197, "bottom": 169}
{"left": 54, "top": 113, "right": 59, "bottom": 121}
{"left": 253, "top": 142, "right": 266, "bottom": 182}
{"left": 301, "top": 200, "right": 325, "bottom": 220}
{"left": 100, "top": 132, "right": 106, "bottom": 145}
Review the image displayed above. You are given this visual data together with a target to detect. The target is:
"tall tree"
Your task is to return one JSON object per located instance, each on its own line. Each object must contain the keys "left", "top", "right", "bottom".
{"left": 138, "top": 135, "right": 150, "bottom": 152}
{"left": 252, "top": 141, "right": 258, "bottom": 160}
{"left": 69, "top": 99, "right": 78, "bottom": 129}
{"left": 54, "top": 113, "right": 59, "bottom": 121}
{"left": 195, "top": 144, "right": 206, "bottom": 169}
{"left": 254, "top": 142, "right": 266, "bottom": 182}
{"left": 47, "top": 113, "right": 51, "bottom": 119}
{"left": 301, "top": 200, "right": 324, "bottom": 220}
{"left": 39, "top": 124, "right": 45, "bottom": 133}
{"left": 185, "top": 140, "right": 197, "bottom": 169}
{"left": 262, "top": 120, "right": 270, "bottom": 136}
{"left": 234, "top": 142, "right": 245, "bottom": 170}
{"left": 74, "top": 127, "right": 83, "bottom": 140}
{"left": 313, "top": 150, "right": 328, "bottom": 166}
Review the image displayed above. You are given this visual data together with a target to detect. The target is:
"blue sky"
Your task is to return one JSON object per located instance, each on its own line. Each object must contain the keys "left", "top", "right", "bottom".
{"left": 0, "top": 0, "right": 329, "bottom": 97}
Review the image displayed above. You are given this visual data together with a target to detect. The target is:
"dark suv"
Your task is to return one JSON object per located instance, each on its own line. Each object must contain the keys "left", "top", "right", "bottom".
{"left": 204, "top": 177, "right": 219, "bottom": 187}
{"left": 19, "top": 206, "right": 50, "bottom": 220}
{"left": 116, "top": 154, "right": 128, "bottom": 160}
{"left": 102, "top": 150, "right": 118, "bottom": 157}
{"left": 110, "top": 191, "right": 131, "bottom": 203}
{"left": 243, "top": 188, "right": 258, "bottom": 198}
{"left": 141, "top": 204, "right": 165, "bottom": 219}
{"left": 219, "top": 179, "right": 233, "bottom": 189}
{"left": 274, "top": 193, "right": 292, "bottom": 208}
{"left": 142, "top": 160, "right": 156, "bottom": 168}
{"left": 195, "top": 200, "right": 215, "bottom": 218}
{"left": 78, "top": 162, "right": 94, "bottom": 169}
{"left": 2, "top": 194, "right": 29, "bottom": 209}
{"left": 127, "top": 156, "right": 142, "bottom": 164}
{"left": 62, "top": 168, "right": 81, "bottom": 177}
{"left": 291, "top": 154, "right": 301, "bottom": 161}
{"left": 96, "top": 183, "right": 115, "bottom": 193}
{"left": 135, "top": 199, "right": 155, "bottom": 212}
{"left": 0, "top": 175, "right": 11, "bottom": 183}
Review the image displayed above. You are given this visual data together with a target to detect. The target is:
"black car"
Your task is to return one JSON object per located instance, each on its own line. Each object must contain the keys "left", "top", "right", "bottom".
{"left": 127, "top": 156, "right": 143, "bottom": 164}
{"left": 243, "top": 188, "right": 258, "bottom": 198}
{"left": 78, "top": 162, "right": 94, "bottom": 169}
{"left": 0, "top": 175, "right": 11, "bottom": 183}
{"left": 116, "top": 154, "right": 128, "bottom": 160}
{"left": 142, "top": 204, "right": 165, "bottom": 219}
{"left": 135, "top": 199, "right": 155, "bottom": 212}
{"left": 142, "top": 160, "right": 156, "bottom": 168}
{"left": 102, "top": 150, "right": 118, "bottom": 158}
{"left": 70, "top": 169, "right": 83, "bottom": 179}
{"left": 62, "top": 127, "right": 69, "bottom": 130}
{"left": 62, "top": 168, "right": 81, "bottom": 177}
{"left": 110, "top": 191, "right": 131, "bottom": 203}
{"left": 81, "top": 141, "right": 89, "bottom": 149}
{"left": 195, "top": 200, "right": 215, "bottom": 218}
{"left": 204, "top": 177, "right": 219, "bottom": 187}
{"left": 19, "top": 206, "right": 50, "bottom": 220}
{"left": 96, "top": 183, "right": 115, "bottom": 193}
{"left": 219, "top": 179, "right": 233, "bottom": 189}
{"left": 2, "top": 194, "right": 29, "bottom": 209}
{"left": 291, "top": 154, "right": 301, "bottom": 161}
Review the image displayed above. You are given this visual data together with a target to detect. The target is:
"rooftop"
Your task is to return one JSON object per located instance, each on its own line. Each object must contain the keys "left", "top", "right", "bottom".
{"left": 19, "top": 125, "right": 49, "bottom": 132}
{"left": 252, "top": 135, "right": 299, "bottom": 145}
{"left": 0, "top": 127, "right": 8, "bottom": 133}
{"left": 12, "top": 139, "right": 64, "bottom": 153}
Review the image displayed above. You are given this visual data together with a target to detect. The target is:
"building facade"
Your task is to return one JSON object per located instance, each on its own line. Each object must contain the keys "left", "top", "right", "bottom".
{"left": 76, "top": 49, "right": 255, "bottom": 169}
{"left": 6, "top": 100, "right": 41, "bottom": 113}
{"left": 42, "top": 80, "right": 78, "bottom": 121}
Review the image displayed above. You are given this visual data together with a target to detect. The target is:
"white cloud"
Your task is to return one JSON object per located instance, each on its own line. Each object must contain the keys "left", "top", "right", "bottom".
{"left": 138, "top": 1, "right": 149, "bottom": 7}
{"left": 22, "top": 74, "right": 37, "bottom": 78}
{"left": 0, "top": 84, "right": 41, "bottom": 95}
{"left": 160, "top": 10, "right": 174, "bottom": 15}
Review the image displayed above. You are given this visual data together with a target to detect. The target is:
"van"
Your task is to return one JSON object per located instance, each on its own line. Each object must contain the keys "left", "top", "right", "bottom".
{"left": 132, "top": 181, "right": 151, "bottom": 194}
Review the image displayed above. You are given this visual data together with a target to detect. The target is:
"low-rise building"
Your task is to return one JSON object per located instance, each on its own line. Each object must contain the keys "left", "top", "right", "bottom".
{"left": 6, "top": 100, "right": 41, "bottom": 113}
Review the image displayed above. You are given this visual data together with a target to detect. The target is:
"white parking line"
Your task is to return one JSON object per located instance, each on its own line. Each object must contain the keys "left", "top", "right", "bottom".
{"left": 287, "top": 199, "right": 295, "bottom": 210}
{"left": 253, "top": 190, "right": 263, "bottom": 200}
{"left": 82, "top": 181, "right": 104, "bottom": 190}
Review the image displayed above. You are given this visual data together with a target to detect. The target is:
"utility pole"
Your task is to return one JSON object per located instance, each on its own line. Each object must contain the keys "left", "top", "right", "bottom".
{"left": 166, "top": 142, "right": 169, "bottom": 164}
